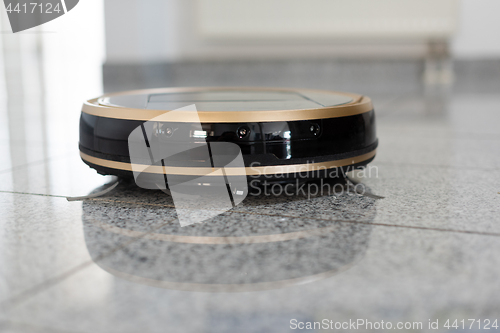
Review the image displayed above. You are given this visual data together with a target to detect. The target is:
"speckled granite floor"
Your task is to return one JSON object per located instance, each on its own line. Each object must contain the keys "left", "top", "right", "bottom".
{"left": 1, "top": 60, "right": 500, "bottom": 333}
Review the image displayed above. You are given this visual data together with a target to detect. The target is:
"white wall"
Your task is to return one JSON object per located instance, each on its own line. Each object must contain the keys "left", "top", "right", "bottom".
{"left": 198, "top": 0, "right": 457, "bottom": 39}
{"left": 104, "top": 0, "right": 181, "bottom": 63}
{"left": 0, "top": 0, "right": 105, "bottom": 146}
{"left": 452, "top": 0, "right": 500, "bottom": 58}
{"left": 103, "top": 0, "right": 500, "bottom": 63}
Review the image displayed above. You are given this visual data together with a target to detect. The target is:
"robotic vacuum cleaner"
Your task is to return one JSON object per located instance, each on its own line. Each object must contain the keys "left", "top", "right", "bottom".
{"left": 79, "top": 87, "right": 377, "bottom": 185}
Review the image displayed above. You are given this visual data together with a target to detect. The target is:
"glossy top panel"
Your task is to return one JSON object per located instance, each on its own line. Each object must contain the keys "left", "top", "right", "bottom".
{"left": 99, "top": 88, "right": 354, "bottom": 112}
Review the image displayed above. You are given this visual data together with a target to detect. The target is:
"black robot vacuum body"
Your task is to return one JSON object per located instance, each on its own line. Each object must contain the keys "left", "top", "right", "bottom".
{"left": 79, "top": 87, "right": 377, "bottom": 185}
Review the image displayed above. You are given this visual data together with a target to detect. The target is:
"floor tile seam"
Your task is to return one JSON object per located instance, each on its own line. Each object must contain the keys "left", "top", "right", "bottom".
{"left": 0, "top": 320, "right": 91, "bottom": 333}
{"left": 0, "top": 219, "right": 176, "bottom": 311}
{"left": 2, "top": 191, "right": 499, "bottom": 238}
{"left": 371, "top": 161, "right": 500, "bottom": 171}
{"left": 79, "top": 197, "right": 500, "bottom": 238}
{"left": 377, "top": 129, "right": 500, "bottom": 141}
{"left": 0, "top": 152, "right": 75, "bottom": 175}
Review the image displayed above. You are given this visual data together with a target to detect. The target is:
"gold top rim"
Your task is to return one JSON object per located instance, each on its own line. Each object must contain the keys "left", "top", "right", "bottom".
{"left": 82, "top": 87, "right": 373, "bottom": 123}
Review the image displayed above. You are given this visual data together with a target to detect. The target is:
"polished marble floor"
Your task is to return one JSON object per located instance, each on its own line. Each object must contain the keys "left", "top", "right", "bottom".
{"left": 1, "top": 58, "right": 500, "bottom": 333}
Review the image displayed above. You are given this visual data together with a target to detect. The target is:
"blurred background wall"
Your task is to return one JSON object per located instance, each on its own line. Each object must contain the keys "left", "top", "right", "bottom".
{"left": 2, "top": 0, "right": 500, "bottom": 104}
{"left": 100, "top": 0, "right": 500, "bottom": 94}
{"left": 0, "top": 0, "right": 105, "bottom": 149}
{"left": 103, "top": 0, "right": 500, "bottom": 62}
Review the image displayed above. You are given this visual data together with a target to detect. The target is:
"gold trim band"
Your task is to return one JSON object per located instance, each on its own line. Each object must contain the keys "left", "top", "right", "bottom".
{"left": 100, "top": 264, "right": 352, "bottom": 292}
{"left": 82, "top": 87, "right": 373, "bottom": 123}
{"left": 80, "top": 149, "right": 376, "bottom": 176}
{"left": 92, "top": 217, "right": 340, "bottom": 244}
